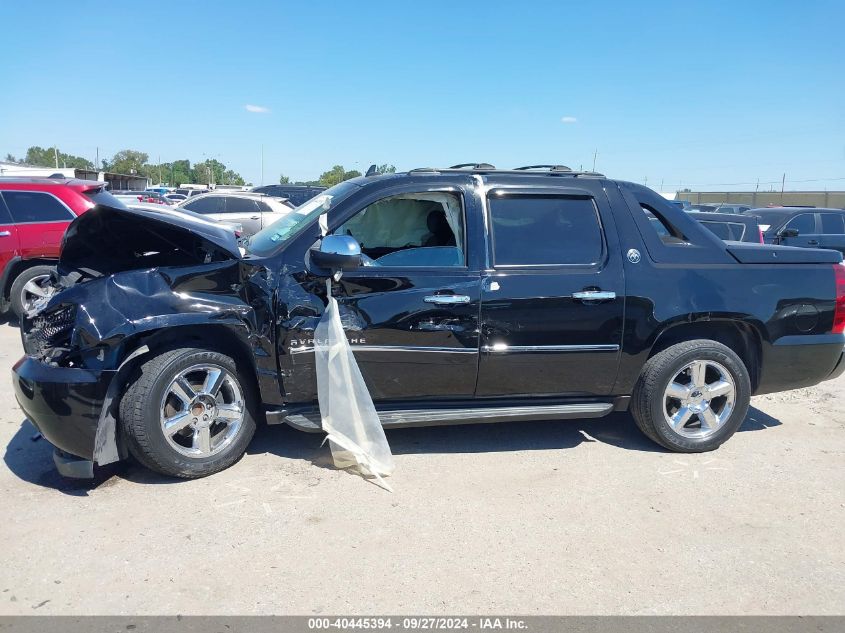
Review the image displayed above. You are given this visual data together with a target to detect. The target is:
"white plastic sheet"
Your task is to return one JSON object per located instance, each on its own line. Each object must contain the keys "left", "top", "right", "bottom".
{"left": 315, "top": 280, "right": 394, "bottom": 490}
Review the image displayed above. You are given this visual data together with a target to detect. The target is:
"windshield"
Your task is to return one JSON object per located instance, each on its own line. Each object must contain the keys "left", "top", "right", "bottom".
{"left": 245, "top": 180, "right": 360, "bottom": 256}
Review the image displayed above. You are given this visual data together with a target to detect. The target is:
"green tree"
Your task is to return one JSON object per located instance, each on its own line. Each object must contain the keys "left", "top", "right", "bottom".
{"left": 223, "top": 169, "right": 245, "bottom": 186}
{"left": 279, "top": 174, "right": 290, "bottom": 184}
{"left": 23, "top": 146, "right": 93, "bottom": 170}
{"left": 375, "top": 164, "right": 396, "bottom": 174}
{"left": 103, "top": 149, "right": 149, "bottom": 176}
{"left": 318, "top": 165, "right": 362, "bottom": 187}
{"left": 4, "top": 153, "right": 18, "bottom": 163}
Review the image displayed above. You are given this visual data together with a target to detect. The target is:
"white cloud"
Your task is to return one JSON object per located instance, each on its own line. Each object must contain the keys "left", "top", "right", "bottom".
{"left": 245, "top": 104, "right": 270, "bottom": 113}
{"left": 560, "top": 116, "right": 577, "bottom": 124}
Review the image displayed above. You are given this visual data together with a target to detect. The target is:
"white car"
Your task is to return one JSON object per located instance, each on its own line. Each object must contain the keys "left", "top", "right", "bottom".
{"left": 176, "top": 191, "right": 294, "bottom": 236}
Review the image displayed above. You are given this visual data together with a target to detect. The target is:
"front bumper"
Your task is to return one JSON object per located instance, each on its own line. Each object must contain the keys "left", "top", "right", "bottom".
{"left": 12, "top": 356, "right": 115, "bottom": 461}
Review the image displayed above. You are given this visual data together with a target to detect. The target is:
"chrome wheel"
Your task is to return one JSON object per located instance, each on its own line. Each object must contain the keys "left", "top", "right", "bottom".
{"left": 159, "top": 364, "right": 244, "bottom": 458}
{"left": 662, "top": 359, "right": 736, "bottom": 439}
{"left": 21, "top": 274, "right": 52, "bottom": 313}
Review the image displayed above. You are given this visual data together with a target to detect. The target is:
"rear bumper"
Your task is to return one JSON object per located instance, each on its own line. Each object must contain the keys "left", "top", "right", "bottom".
{"left": 756, "top": 334, "right": 845, "bottom": 394}
{"left": 12, "top": 356, "right": 114, "bottom": 461}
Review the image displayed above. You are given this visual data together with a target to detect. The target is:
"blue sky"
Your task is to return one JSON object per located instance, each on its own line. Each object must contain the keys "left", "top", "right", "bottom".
{"left": 1, "top": 0, "right": 843, "bottom": 191}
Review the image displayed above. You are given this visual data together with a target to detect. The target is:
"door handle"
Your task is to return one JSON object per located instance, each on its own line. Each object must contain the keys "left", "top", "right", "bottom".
{"left": 572, "top": 290, "right": 616, "bottom": 301}
{"left": 424, "top": 295, "right": 471, "bottom": 305}
{"left": 807, "top": 239, "right": 819, "bottom": 246}
{"left": 250, "top": 215, "right": 260, "bottom": 220}
{"left": 0, "top": 231, "right": 10, "bottom": 237}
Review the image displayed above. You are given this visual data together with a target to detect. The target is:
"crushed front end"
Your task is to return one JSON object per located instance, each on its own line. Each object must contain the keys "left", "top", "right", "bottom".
{"left": 11, "top": 203, "right": 252, "bottom": 477}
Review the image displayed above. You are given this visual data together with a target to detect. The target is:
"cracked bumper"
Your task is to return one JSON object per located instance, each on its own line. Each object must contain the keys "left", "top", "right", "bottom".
{"left": 12, "top": 356, "right": 115, "bottom": 461}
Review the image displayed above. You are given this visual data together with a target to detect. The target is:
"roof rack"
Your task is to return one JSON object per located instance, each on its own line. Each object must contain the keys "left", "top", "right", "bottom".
{"left": 513, "top": 164, "right": 572, "bottom": 172}
{"left": 449, "top": 162, "right": 496, "bottom": 169}
{"left": 407, "top": 165, "right": 604, "bottom": 178}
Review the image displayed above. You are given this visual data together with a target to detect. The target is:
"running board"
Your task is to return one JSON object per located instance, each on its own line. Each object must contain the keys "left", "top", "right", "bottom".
{"left": 268, "top": 402, "right": 615, "bottom": 433}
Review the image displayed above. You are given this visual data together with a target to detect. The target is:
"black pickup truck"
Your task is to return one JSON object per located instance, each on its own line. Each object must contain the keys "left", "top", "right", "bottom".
{"left": 12, "top": 165, "right": 845, "bottom": 479}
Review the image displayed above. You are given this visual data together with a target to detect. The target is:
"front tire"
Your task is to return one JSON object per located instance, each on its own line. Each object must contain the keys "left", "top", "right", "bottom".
{"left": 9, "top": 265, "right": 55, "bottom": 318}
{"left": 631, "top": 339, "right": 751, "bottom": 452}
{"left": 119, "top": 347, "right": 257, "bottom": 478}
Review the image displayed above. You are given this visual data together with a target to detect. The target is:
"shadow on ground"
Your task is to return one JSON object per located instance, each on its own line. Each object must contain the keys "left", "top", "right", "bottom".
{"left": 3, "top": 405, "right": 781, "bottom": 494}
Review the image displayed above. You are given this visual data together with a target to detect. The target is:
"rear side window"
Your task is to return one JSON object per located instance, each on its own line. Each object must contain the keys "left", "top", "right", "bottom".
{"left": 1, "top": 191, "right": 75, "bottom": 223}
{"left": 785, "top": 213, "right": 815, "bottom": 234}
{"left": 488, "top": 195, "right": 603, "bottom": 266}
{"left": 224, "top": 197, "right": 259, "bottom": 214}
{"left": 255, "top": 200, "right": 272, "bottom": 212}
{"left": 641, "top": 204, "right": 687, "bottom": 244}
{"left": 820, "top": 213, "right": 845, "bottom": 235}
{"left": 183, "top": 196, "right": 225, "bottom": 214}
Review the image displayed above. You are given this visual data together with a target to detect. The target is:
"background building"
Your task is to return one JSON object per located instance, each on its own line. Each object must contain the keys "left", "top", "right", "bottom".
{"left": 0, "top": 161, "right": 147, "bottom": 190}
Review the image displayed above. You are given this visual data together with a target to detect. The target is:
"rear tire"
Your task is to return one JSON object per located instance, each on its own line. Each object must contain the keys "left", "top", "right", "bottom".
{"left": 119, "top": 347, "right": 257, "bottom": 478}
{"left": 9, "top": 265, "right": 55, "bottom": 318}
{"left": 631, "top": 339, "right": 751, "bottom": 452}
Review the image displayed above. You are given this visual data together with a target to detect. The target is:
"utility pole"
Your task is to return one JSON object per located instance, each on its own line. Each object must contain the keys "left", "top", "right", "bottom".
{"left": 158, "top": 155, "right": 162, "bottom": 185}
{"left": 261, "top": 144, "right": 264, "bottom": 186}
{"left": 781, "top": 172, "right": 786, "bottom": 203}
{"left": 592, "top": 149, "right": 598, "bottom": 172}
{"left": 54, "top": 146, "right": 59, "bottom": 169}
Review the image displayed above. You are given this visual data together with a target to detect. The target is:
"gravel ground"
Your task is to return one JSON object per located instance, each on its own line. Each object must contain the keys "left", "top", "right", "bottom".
{"left": 0, "top": 318, "right": 843, "bottom": 615}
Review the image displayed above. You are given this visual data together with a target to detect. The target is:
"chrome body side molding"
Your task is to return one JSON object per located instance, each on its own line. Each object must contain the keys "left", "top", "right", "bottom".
{"left": 481, "top": 344, "right": 620, "bottom": 353}
{"left": 289, "top": 345, "right": 478, "bottom": 355}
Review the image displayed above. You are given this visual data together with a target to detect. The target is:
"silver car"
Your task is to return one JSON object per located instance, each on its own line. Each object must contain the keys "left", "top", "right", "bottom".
{"left": 176, "top": 192, "right": 294, "bottom": 236}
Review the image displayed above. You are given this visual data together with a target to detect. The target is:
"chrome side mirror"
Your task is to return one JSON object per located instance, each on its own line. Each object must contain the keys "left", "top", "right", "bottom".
{"left": 310, "top": 234, "right": 363, "bottom": 273}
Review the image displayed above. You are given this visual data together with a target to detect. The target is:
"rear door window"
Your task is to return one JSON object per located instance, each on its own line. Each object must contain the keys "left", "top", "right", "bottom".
{"left": 1, "top": 191, "right": 75, "bottom": 223}
{"left": 488, "top": 195, "right": 603, "bottom": 266}
{"left": 820, "top": 213, "right": 845, "bottom": 234}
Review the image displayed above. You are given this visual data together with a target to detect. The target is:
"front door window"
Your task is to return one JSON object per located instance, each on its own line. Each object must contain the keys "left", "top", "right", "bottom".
{"left": 335, "top": 192, "right": 465, "bottom": 268}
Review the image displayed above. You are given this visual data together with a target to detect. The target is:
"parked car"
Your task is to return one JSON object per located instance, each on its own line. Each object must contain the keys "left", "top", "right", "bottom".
{"left": 13, "top": 165, "right": 845, "bottom": 479}
{"left": 688, "top": 203, "right": 720, "bottom": 212}
{"left": 112, "top": 190, "right": 171, "bottom": 205}
{"left": 710, "top": 203, "right": 751, "bottom": 214}
{"left": 745, "top": 207, "right": 845, "bottom": 255}
{"left": 164, "top": 193, "right": 187, "bottom": 202}
{"left": 687, "top": 211, "right": 763, "bottom": 243}
{"left": 177, "top": 191, "right": 294, "bottom": 235}
{"left": 174, "top": 188, "right": 209, "bottom": 198}
{"left": 251, "top": 184, "right": 326, "bottom": 207}
{"left": 0, "top": 177, "right": 121, "bottom": 317}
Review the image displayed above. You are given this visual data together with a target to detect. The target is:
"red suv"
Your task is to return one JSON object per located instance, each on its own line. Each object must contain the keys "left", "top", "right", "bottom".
{"left": 0, "top": 178, "right": 119, "bottom": 317}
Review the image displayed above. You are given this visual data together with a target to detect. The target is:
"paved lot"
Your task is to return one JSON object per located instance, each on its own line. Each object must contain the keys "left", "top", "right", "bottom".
{"left": 0, "top": 317, "right": 843, "bottom": 615}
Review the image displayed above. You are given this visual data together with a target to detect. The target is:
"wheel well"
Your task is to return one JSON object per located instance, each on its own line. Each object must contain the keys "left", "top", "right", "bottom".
{"left": 2, "top": 258, "right": 56, "bottom": 299}
{"left": 649, "top": 321, "right": 761, "bottom": 391}
{"left": 115, "top": 324, "right": 261, "bottom": 399}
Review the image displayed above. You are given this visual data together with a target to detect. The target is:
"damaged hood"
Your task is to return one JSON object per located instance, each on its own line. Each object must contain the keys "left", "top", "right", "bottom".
{"left": 60, "top": 204, "right": 242, "bottom": 278}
